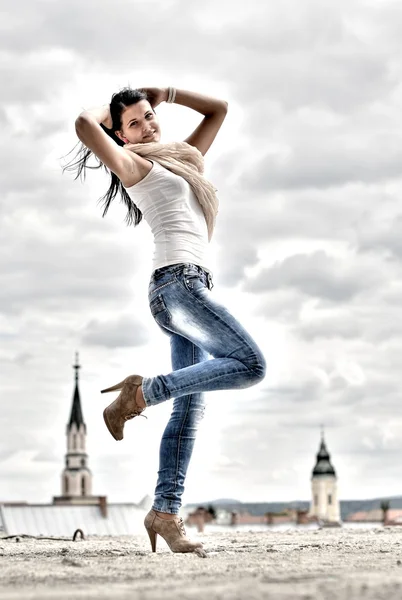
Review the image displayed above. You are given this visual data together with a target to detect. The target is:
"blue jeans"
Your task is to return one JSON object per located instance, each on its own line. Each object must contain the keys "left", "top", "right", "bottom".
{"left": 142, "top": 263, "right": 266, "bottom": 514}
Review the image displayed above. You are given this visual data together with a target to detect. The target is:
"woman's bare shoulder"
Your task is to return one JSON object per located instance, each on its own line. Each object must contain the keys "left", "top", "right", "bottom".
{"left": 120, "top": 149, "right": 154, "bottom": 188}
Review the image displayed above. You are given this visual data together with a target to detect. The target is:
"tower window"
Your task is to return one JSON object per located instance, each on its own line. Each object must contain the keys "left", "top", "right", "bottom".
{"left": 81, "top": 458, "right": 86, "bottom": 467}
{"left": 64, "top": 476, "right": 69, "bottom": 495}
{"left": 328, "top": 494, "right": 332, "bottom": 505}
{"left": 73, "top": 434, "right": 77, "bottom": 450}
{"left": 81, "top": 476, "right": 86, "bottom": 496}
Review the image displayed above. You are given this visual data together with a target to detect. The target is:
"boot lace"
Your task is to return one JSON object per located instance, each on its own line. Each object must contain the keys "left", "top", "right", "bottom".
{"left": 124, "top": 411, "right": 147, "bottom": 421}
{"left": 178, "top": 518, "right": 187, "bottom": 537}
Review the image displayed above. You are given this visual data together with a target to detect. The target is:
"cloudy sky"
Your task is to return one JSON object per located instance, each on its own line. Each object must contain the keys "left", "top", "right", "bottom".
{"left": 2, "top": 0, "right": 402, "bottom": 508}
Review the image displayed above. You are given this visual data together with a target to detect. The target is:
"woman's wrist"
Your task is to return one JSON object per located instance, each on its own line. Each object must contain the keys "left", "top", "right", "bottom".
{"left": 166, "top": 87, "right": 176, "bottom": 104}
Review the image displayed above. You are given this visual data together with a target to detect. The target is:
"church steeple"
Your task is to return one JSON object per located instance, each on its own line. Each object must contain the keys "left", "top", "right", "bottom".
{"left": 68, "top": 353, "right": 85, "bottom": 430}
{"left": 58, "top": 353, "right": 92, "bottom": 499}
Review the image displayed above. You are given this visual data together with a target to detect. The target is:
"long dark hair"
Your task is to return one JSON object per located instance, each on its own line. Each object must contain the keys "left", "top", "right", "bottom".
{"left": 63, "top": 88, "right": 149, "bottom": 225}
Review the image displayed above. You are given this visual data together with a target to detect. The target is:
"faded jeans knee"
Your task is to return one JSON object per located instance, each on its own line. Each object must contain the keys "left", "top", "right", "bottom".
{"left": 232, "top": 345, "right": 267, "bottom": 385}
{"left": 250, "top": 350, "right": 267, "bottom": 382}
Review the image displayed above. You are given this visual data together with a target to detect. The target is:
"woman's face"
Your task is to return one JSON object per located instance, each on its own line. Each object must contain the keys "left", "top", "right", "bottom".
{"left": 117, "top": 100, "right": 161, "bottom": 144}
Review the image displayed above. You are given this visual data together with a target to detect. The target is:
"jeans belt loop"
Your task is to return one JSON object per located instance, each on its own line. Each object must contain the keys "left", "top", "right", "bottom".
{"left": 207, "top": 272, "right": 214, "bottom": 290}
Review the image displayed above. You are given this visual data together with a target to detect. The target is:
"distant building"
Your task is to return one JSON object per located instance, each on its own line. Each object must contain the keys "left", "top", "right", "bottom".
{"left": 308, "top": 432, "right": 341, "bottom": 524}
{"left": 345, "top": 509, "right": 402, "bottom": 525}
{"left": 52, "top": 353, "right": 106, "bottom": 510}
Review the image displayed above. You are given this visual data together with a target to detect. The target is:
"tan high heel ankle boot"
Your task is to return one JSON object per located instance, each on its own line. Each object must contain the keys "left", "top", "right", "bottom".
{"left": 144, "top": 509, "right": 206, "bottom": 557}
{"left": 101, "top": 374, "right": 145, "bottom": 441}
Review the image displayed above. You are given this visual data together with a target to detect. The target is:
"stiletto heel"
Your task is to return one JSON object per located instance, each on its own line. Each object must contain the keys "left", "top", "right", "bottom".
{"left": 101, "top": 380, "right": 125, "bottom": 394}
{"left": 101, "top": 374, "right": 144, "bottom": 441}
{"left": 146, "top": 527, "right": 157, "bottom": 552}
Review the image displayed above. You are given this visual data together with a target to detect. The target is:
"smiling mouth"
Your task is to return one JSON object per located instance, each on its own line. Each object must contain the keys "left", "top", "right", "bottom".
{"left": 143, "top": 131, "right": 156, "bottom": 140}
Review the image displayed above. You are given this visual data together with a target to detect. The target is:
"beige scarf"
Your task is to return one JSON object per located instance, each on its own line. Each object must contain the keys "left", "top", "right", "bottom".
{"left": 124, "top": 141, "right": 218, "bottom": 241}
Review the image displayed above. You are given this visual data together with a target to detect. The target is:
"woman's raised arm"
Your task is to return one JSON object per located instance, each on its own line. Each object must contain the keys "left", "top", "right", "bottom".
{"left": 177, "top": 89, "right": 228, "bottom": 156}
{"left": 140, "top": 87, "right": 228, "bottom": 156}
{"left": 75, "top": 105, "right": 135, "bottom": 181}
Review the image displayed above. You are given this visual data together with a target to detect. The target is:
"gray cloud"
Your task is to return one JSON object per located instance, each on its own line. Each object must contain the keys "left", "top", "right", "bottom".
{"left": 357, "top": 214, "right": 402, "bottom": 259}
{"left": 0, "top": 222, "right": 136, "bottom": 315}
{"left": 246, "top": 251, "right": 385, "bottom": 301}
{"left": 1, "top": 49, "right": 76, "bottom": 104}
{"left": 296, "top": 313, "right": 363, "bottom": 341}
{"left": 82, "top": 315, "right": 149, "bottom": 348}
{"left": 241, "top": 132, "right": 402, "bottom": 192}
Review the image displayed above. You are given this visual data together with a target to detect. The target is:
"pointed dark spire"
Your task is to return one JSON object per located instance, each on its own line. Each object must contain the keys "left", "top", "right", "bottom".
{"left": 312, "top": 429, "right": 336, "bottom": 477}
{"left": 68, "top": 352, "right": 85, "bottom": 429}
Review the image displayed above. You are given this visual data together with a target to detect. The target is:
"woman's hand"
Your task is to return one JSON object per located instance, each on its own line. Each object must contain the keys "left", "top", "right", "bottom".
{"left": 140, "top": 87, "right": 168, "bottom": 108}
{"left": 79, "top": 104, "right": 113, "bottom": 129}
{"left": 100, "top": 104, "right": 113, "bottom": 129}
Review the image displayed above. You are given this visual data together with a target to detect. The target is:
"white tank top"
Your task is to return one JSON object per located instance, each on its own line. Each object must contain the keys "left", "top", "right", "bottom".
{"left": 125, "top": 160, "right": 212, "bottom": 275}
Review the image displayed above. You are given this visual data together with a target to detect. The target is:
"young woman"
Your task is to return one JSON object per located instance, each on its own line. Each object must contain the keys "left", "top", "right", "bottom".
{"left": 70, "top": 87, "right": 266, "bottom": 556}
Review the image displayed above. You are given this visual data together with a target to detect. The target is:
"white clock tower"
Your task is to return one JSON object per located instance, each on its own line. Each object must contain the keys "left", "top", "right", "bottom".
{"left": 308, "top": 432, "right": 341, "bottom": 524}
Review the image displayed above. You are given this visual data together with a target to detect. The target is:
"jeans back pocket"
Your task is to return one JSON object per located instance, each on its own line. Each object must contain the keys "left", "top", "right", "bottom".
{"left": 150, "top": 294, "right": 171, "bottom": 329}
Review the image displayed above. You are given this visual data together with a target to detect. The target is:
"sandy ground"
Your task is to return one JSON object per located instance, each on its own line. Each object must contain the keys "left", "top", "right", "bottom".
{"left": 1, "top": 526, "right": 402, "bottom": 600}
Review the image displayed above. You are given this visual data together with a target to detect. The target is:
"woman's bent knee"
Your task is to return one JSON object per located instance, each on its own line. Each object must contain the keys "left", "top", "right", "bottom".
{"left": 244, "top": 350, "right": 266, "bottom": 384}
